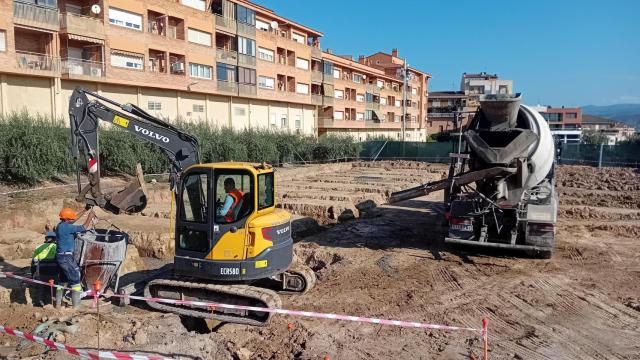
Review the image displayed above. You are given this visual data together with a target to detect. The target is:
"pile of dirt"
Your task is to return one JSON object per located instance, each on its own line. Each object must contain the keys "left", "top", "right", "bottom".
{"left": 559, "top": 206, "right": 640, "bottom": 220}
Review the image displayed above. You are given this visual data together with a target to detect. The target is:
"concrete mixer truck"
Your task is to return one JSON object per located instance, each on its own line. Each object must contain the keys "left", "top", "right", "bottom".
{"left": 389, "top": 94, "right": 557, "bottom": 258}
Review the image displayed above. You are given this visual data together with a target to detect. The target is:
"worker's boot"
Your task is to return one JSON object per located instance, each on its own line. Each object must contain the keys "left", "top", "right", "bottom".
{"left": 54, "top": 287, "right": 64, "bottom": 308}
{"left": 71, "top": 285, "right": 83, "bottom": 309}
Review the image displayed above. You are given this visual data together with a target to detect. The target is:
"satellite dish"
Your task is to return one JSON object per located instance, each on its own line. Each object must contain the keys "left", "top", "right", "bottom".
{"left": 91, "top": 4, "right": 101, "bottom": 15}
{"left": 270, "top": 21, "right": 279, "bottom": 29}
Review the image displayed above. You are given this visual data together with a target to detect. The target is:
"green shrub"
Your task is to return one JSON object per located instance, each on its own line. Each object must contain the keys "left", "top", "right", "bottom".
{"left": 0, "top": 113, "right": 363, "bottom": 184}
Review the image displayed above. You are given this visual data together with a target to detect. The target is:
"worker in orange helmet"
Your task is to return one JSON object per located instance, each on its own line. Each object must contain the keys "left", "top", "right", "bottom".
{"left": 51, "top": 207, "right": 96, "bottom": 308}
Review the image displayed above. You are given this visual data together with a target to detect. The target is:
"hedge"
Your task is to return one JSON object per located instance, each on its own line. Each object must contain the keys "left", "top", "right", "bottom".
{"left": 0, "top": 112, "right": 362, "bottom": 184}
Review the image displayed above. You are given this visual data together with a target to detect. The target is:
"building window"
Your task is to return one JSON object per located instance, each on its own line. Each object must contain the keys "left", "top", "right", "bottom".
{"left": 280, "top": 115, "right": 288, "bottom": 128}
{"left": 236, "top": 5, "right": 256, "bottom": 25}
{"left": 0, "top": 30, "right": 5, "bottom": 52}
{"left": 238, "top": 66, "right": 256, "bottom": 85}
{"left": 334, "top": 89, "right": 344, "bottom": 99}
{"left": 111, "top": 51, "right": 143, "bottom": 70}
{"left": 189, "top": 63, "right": 212, "bottom": 79}
{"left": 295, "top": 115, "right": 302, "bottom": 130}
{"left": 238, "top": 37, "right": 256, "bottom": 57}
{"left": 356, "top": 112, "right": 364, "bottom": 121}
{"left": 148, "top": 101, "right": 162, "bottom": 111}
{"left": 498, "top": 85, "right": 508, "bottom": 94}
{"left": 296, "top": 57, "right": 309, "bottom": 70}
{"left": 108, "top": 7, "right": 142, "bottom": 31}
{"left": 411, "top": 87, "right": 417, "bottom": 95}
{"left": 566, "top": 112, "right": 577, "bottom": 119}
{"left": 322, "top": 60, "right": 333, "bottom": 75}
{"left": 296, "top": 83, "right": 309, "bottom": 94}
{"left": 395, "top": 100, "right": 401, "bottom": 107}
{"left": 258, "top": 47, "right": 274, "bottom": 62}
{"left": 352, "top": 73, "right": 363, "bottom": 83}
{"left": 394, "top": 115, "right": 401, "bottom": 122}
{"left": 291, "top": 32, "right": 306, "bottom": 44}
{"left": 187, "top": 28, "right": 212, "bottom": 46}
{"left": 411, "top": 116, "right": 417, "bottom": 122}
{"left": 181, "top": 0, "right": 205, "bottom": 10}
{"left": 356, "top": 94, "right": 364, "bottom": 102}
{"left": 216, "top": 63, "right": 236, "bottom": 82}
{"left": 334, "top": 111, "right": 344, "bottom": 120}
{"left": 193, "top": 104, "right": 204, "bottom": 113}
{"left": 380, "top": 97, "right": 387, "bottom": 105}
{"left": 258, "top": 76, "right": 275, "bottom": 89}
{"left": 333, "top": 68, "right": 341, "bottom": 79}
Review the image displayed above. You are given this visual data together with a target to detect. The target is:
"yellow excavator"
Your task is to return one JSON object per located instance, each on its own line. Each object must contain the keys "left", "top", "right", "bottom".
{"left": 69, "top": 88, "right": 315, "bottom": 325}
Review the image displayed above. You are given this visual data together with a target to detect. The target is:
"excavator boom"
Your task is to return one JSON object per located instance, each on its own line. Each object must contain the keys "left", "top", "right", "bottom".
{"left": 69, "top": 87, "right": 199, "bottom": 214}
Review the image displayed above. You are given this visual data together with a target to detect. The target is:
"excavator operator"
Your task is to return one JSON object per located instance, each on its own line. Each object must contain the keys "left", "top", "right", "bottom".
{"left": 216, "top": 178, "right": 244, "bottom": 223}
{"left": 49, "top": 207, "right": 96, "bottom": 307}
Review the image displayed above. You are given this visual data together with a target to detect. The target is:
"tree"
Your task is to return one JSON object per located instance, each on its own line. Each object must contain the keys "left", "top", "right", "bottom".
{"left": 581, "top": 130, "right": 609, "bottom": 145}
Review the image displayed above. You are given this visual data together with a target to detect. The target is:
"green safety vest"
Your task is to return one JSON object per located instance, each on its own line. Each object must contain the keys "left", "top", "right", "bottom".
{"left": 32, "top": 243, "right": 57, "bottom": 261}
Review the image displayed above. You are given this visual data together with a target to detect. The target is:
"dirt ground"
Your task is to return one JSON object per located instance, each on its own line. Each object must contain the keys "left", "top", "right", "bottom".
{"left": 0, "top": 161, "right": 639, "bottom": 359}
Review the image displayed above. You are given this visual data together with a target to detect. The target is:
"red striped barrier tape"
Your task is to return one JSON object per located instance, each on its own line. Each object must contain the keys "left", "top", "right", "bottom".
{"left": 1, "top": 271, "right": 481, "bottom": 333}
{"left": 0, "top": 325, "right": 174, "bottom": 360}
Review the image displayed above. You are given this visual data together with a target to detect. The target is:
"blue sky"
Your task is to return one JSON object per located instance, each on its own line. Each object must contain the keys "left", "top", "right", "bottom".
{"left": 257, "top": 0, "right": 640, "bottom": 107}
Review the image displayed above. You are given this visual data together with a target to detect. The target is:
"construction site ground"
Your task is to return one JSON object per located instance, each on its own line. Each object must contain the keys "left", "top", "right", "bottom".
{"left": 0, "top": 161, "right": 639, "bottom": 359}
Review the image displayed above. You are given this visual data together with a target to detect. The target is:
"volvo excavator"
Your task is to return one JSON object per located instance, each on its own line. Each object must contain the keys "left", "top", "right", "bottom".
{"left": 68, "top": 87, "right": 315, "bottom": 325}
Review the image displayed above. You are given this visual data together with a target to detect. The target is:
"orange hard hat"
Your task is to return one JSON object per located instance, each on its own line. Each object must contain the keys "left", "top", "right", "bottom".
{"left": 59, "top": 208, "right": 78, "bottom": 221}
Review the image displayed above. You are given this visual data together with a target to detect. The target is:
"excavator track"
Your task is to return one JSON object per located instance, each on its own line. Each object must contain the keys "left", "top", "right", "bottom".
{"left": 144, "top": 278, "right": 282, "bottom": 326}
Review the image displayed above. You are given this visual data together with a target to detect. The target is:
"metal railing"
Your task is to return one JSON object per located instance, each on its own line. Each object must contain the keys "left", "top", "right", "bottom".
{"left": 216, "top": 48, "right": 238, "bottom": 63}
{"left": 217, "top": 80, "right": 238, "bottom": 93}
{"left": 311, "top": 95, "right": 323, "bottom": 105}
{"left": 238, "top": 53, "right": 256, "bottom": 67}
{"left": 13, "top": 1, "right": 59, "bottom": 27}
{"left": 60, "top": 12, "right": 104, "bottom": 36}
{"left": 366, "top": 102, "right": 381, "bottom": 111}
{"left": 16, "top": 51, "right": 59, "bottom": 72}
{"left": 323, "top": 96, "right": 335, "bottom": 106}
{"left": 215, "top": 14, "right": 236, "bottom": 33}
{"left": 239, "top": 83, "right": 257, "bottom": 96}
{"left": 366, "top": 84, "right": 380, "bottom": 95}
{"left": 61, "top": 58, "right": 105, "bottom": 77}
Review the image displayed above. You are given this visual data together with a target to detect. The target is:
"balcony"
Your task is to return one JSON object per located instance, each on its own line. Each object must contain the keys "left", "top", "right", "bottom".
{"left": 366, "top": 102, "right": 381, "bottom": 111}
{"left": 311, "top": 71, "right": 323, "bottom": 83}
{"left": 239, "top": 84, "right": 257, "bottom": 97}
{"left": 61, "top": 58, "right": 105, "bottom": 78}
{"left": 311, "top": 46, "right": 322, "bottom": 60}
{"left": 60, "top": 12, "right": 105, "bottom": 39}
{"left": 237, "top": 22, "right": 256, "bottom": 38}
{"left": 323, "top": 96, "right": 334, "bottom": 106}
{"left": 217, "top": 80, "right": 238, "bottom": 94}
{"left": 216, "top": 48, "right": 238, "bottom": 65}
{"left": 13, "top": 1, "right": 59, "bottom": 30}
{"left": 238, "top": 53, "right": 256, "bottom": 67}
{"left": 311, "top": 95, "right": 323, "bottom": 105}
{"left": 16, "top": 51, "right": 60, "bottom": 74}
{"left": 215, "top": 15, "right": 236, "bottom": 34}
{"left": 366, "top": 84, "right": 380, "bottom": 95}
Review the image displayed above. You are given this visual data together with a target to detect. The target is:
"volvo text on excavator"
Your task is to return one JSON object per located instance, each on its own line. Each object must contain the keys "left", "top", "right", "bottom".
{"left": 69, "top": 87, "right": 315, "bottom": 325}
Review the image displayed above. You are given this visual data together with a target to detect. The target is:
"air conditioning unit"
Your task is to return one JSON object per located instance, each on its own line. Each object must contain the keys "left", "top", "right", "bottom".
{"left": 171, "top": 62, "right": 185, "bottom": 72}
{"left": 90, "top": 67, "right": 102, "bottom": 76}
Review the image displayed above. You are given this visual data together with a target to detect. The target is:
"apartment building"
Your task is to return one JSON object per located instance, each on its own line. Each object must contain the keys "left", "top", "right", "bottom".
{"left": 426, "top": 91, "right": 475, "bottom": 135}
{"left": 533, "top": 105, "right": 583, "bottom": 143}
{"left": 460, "top": 72, "right": 513, "bottom": 106}
{"left": 0, "top": 0, "right": 431, "bottom": 139}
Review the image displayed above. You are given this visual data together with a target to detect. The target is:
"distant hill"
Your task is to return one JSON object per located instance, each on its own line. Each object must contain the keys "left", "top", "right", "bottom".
{"left": 582, "top": 104, "right": 640, "bottom": 129}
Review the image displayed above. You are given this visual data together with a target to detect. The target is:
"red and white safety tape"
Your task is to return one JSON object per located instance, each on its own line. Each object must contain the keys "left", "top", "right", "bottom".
{"left": 0, "top": 325, "right": 173, "bottom": 360}
{"left": 1, "top": 271, "right": 482, "bottom": 333}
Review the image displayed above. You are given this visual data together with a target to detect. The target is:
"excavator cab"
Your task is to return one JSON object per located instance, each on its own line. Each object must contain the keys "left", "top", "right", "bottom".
{"left": 174, "top": 163, "right": 293, "bottom": 282}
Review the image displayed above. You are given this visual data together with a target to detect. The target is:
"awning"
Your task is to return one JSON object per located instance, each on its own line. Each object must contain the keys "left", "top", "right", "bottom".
{"left": 322, "top": 83, "right": 334, "bottom": 95}
{"left": 373, "top": 110, "right": 384, "bottom": 121}
{"left": 68, "top": 34, "right": 104, "bottom": 45}
{"left": 110, "top": 49, "right": 144, "bottom": 58}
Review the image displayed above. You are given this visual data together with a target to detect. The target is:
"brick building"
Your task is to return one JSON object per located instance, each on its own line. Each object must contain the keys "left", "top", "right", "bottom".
{"left": 0, "top": 0, "right": 431, "bottom": 140}
{"left": 583, "top": 115, "right": 636, "bottom": 145}
{"left": 426, "top": 91, "right": 475, "bottom": 135}
{"left": 533, "top": 106, "right": 583, "bottom": 143}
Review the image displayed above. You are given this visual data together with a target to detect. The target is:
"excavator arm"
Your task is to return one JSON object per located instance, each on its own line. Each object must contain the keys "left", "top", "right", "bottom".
{"left": 69, "top": 87, "right": 200, "bottom": 214}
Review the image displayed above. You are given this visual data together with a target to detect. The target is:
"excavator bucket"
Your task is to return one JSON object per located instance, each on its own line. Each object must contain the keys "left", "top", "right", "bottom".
{"left": 107, "top": 163, "right": 148, "bottom": 214}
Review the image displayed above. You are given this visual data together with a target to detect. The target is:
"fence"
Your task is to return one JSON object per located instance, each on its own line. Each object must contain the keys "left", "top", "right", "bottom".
{"left": 359, "top": 141, "right": 640, "bottom": 168}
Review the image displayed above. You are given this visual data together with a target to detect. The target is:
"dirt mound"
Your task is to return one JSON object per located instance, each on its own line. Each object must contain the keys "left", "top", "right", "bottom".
{"left": 556, "top": 165, "right": 640, "bottom": 191}
{"left": 559, "top": 206, "right": 640, "bottom": 220}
